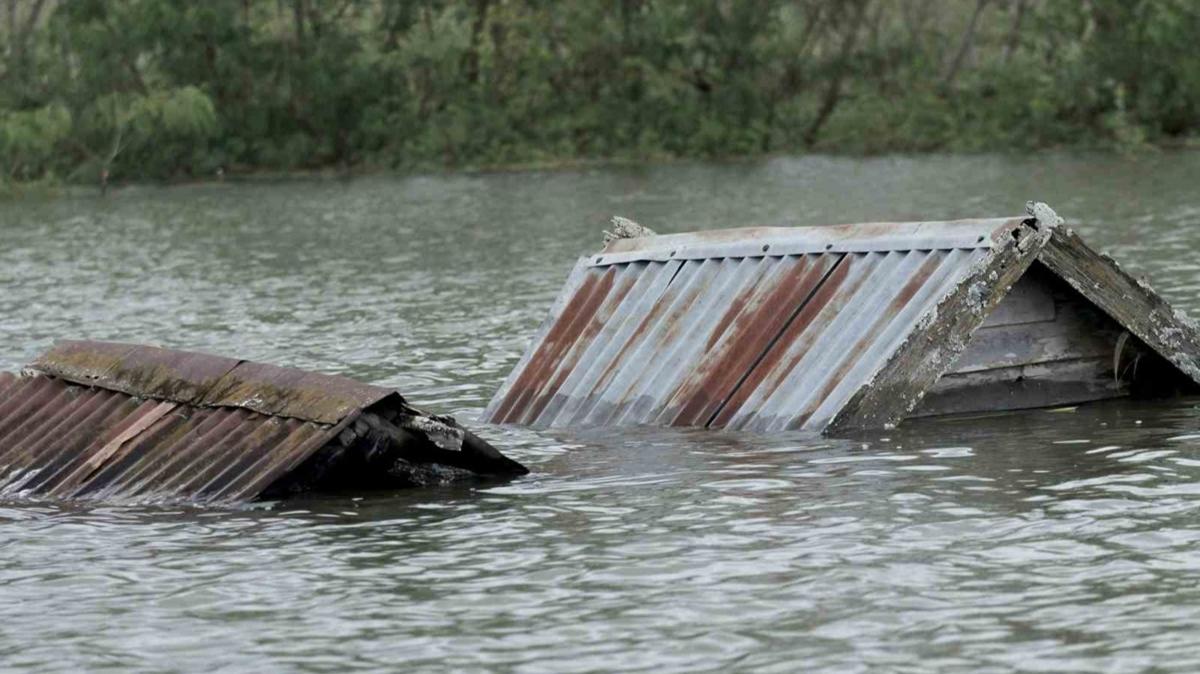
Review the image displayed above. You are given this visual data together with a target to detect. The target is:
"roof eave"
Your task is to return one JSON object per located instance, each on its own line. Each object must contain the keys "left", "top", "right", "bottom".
{"left": 595, "top": 217, "right": 1027, "bottom": 265}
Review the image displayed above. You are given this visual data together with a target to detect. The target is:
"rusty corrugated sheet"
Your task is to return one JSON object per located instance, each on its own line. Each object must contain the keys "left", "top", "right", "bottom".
{"left": 714, "top": 248, "right": 980, "bottom": 432}
{"left": 484, "top": 217, "right": 1026, "bottom": 432}
{"left": 0, "top": 374, "right": 338, "bottom": 503}
{"left": 0, "top": 340, "right": 395, "bottom": 503}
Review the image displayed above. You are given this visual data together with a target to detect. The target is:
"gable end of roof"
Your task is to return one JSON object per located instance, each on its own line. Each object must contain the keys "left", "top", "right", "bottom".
{"left": 1037, "top": 227, "right": 1200, "bottom": 385}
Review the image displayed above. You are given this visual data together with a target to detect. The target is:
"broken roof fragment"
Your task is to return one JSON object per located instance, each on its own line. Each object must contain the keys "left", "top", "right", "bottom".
{"left": 0, "top": 341, "right": 525, "bottom": 504}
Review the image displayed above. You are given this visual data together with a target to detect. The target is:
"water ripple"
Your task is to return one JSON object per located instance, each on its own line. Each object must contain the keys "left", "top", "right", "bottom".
{"left": 3, "top": 156, "right": 1200, "bottom": 672}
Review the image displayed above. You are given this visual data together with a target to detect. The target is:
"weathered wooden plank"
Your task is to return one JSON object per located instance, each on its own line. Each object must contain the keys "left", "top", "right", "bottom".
{"left": 948, "top": 268, "right": 1124, "bottom": 375}
{"left": 980, "top": 272, "right": 1056, "bottom": 327}
{"left": 1037, "top": 227, "right": 1200, "bottom": 385}
{"left": 949, "top": 317, "right": 1120, "bottom": 374}
{"left": 912, "top": 357, "right": 1126, "bottom": 417}
{"left": 826, "top": 216, "right": 1052, "bottom": 433}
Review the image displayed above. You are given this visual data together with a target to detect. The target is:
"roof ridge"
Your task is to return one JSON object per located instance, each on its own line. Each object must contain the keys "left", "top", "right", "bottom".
{"left": 30, "top": 340, "right": 397, "bottom": 424}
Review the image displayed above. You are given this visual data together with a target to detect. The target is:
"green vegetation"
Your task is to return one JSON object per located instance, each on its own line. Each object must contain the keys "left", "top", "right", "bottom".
{"left": 1, "top": 0, "right": 1199, "bottom": 185}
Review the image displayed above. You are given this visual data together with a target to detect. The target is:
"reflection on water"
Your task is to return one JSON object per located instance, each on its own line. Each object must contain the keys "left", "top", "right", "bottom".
{"left": 2, "top": 153, "right": 1200, "bottom": 672}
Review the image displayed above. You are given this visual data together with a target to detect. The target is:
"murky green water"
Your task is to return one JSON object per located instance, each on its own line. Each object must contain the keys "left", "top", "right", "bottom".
{"left": 3, "top": 153, "right": 1200, "bottom": 672}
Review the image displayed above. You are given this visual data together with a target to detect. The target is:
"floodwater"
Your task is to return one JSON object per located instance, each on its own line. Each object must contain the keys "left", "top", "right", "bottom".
{"left": 2, "top": 153, "right": 1200, "bottom": 672}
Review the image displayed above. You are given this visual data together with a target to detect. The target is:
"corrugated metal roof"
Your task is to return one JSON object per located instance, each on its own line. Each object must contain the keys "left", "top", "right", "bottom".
{"left": 0, "top": 374, "right": 337, "bottom": 503}
{"left": 0, "top": 340, "right": 392, "bottom": 503}
{"left": 484, "top": 217, "right": 1036, "bottom": 432}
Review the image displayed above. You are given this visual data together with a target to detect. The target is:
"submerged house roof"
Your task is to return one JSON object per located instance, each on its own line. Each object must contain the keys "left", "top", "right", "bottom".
{"left": 0, "top": 340, "right": 522, "bottom": 503}
{"left": 484, "top": 203, "right": 1200, "bottom": 434}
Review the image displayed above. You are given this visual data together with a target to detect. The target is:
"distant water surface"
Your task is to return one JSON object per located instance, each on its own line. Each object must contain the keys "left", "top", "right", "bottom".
{"left": 2, "top": 153, "right": 1200, "bottom": 672}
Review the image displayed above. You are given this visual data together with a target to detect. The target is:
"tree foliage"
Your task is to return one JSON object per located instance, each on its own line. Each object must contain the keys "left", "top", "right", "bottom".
{"left": 1, "top": 0, "right": 1198, "bottom": 184}
{"left": 0, "top": 101, "right": 69, "bottom": 179}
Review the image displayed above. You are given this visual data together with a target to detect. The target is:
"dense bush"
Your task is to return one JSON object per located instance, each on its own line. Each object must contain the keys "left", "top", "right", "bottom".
{"left": 0, "top": 0, "right": 1197, "bottom": 184}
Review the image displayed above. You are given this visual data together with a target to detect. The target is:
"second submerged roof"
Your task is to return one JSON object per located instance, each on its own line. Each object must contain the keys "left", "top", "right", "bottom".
{"left": 484, "top": 205, "right": 1200, "bottom": 434}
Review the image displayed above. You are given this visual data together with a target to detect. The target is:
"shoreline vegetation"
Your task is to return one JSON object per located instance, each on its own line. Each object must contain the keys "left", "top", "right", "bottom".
{"left": 6, "top": 143, "right": 1200, "bottom": 200}
{"left": 2, "top": 1, "right": 1198, "bottom": 194}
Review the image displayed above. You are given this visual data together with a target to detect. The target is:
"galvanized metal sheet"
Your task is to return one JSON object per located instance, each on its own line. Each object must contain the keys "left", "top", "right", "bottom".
{"left": 488, "top": 260, "right": 678, "bottom": 425}
{"left": 595, "top": 217, "right": 1024, "bottom": 265}
{"left": 659, "top": 254, "right": 842, "bottom": 427}
{"left": 0, "top": 374, "right": 340, "bottom": 503}
{"left": 485, "top": 218, "right": 1004, "bottom": 432}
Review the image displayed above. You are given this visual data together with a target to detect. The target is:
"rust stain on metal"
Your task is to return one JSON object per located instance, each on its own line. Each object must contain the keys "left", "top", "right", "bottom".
{"left": 593, "top": 259, "right": 726, "bottom": 426}
{"left": 703, "top": 271, "right": 758, "bottom": 352}
{"left": 785, "top": 250, "right": 949, "bottom": 430}
{"left": 30, "top": 341, "right": 138, "bottom": 386}
{"left": 518, "top": 264, "right": 642, "bottom": 424}
{"left": 668, "top": 254, "right": 843, "bottom": 426}
{"left": 491, "top": 267, "right": 615, "bottom": 423}
{"left": 585, "top": 270, "right": 678, "bottom": 400}
{"left": 710, "top": 252, "right": 867, "bottom": 428}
